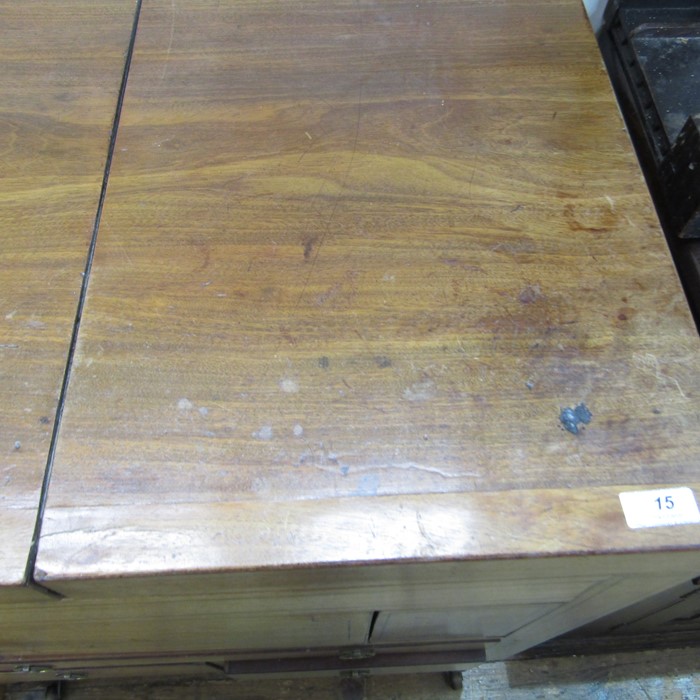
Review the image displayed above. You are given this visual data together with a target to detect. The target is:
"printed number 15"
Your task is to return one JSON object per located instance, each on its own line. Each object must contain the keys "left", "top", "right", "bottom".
{"left": 655, "top": 495, "right": 675, "bottom": 510}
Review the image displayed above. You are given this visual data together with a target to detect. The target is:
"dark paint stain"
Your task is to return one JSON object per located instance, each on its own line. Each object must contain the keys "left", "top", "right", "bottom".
{"left": 39, "top": 416, "right": 50, "bottom": 425}
{"left": 318, "top": 356, "right": 330, "bottom": 369}
{"left": 375, "top": 356, "right": 392, "bottom": 368}
{"left": 303, "top": 236, "right": 318, "bottom": 262}
{"left": 560, "top": 403, "right": 593, "bottom": 435}
{"left": 441, "top": 257, "right": 484, "bottom": 274}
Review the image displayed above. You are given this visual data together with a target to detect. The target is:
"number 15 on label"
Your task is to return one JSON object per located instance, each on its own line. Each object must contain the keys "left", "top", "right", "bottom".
{"left": 655, "top": 494, "right": 676, "bottom": 511}
{"left": 619, "top": 488, "right": 700, "bottom": 529}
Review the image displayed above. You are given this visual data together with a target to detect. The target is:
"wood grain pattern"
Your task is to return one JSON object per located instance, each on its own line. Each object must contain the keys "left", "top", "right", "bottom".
{"left": 35, "top": 484, "right": 700, "bottom": 578}
{"left": 0, "top": 0, "right": 137, "bottom": 588}
{"left": 38, "top": 0, "right": 700, "bottom": 581}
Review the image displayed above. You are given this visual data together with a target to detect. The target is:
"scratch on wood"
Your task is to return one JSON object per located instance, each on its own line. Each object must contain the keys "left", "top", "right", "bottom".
{"left": 295, "top": 83, "right": 364, "bottom": 301}
{"left": 467, "top": 167, "right": 476, "bottom": 199}
{"left": 632, "top": 352, "right": 689, "bottom": 399}
{"left": 161, "top": 0, "right": 177, "bottom": 81}
{"left": 415, "top": 511, "right": 433, "bottom": 546}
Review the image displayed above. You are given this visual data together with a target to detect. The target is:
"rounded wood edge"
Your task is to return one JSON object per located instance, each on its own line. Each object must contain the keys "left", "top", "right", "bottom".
{"left": 35, "top": 484, "right": 700, "bottom": 582}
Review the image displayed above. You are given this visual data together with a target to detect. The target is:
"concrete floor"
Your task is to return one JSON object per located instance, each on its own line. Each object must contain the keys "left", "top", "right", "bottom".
{"left": 4, "top": 646, "right": 699, "bottom": 699}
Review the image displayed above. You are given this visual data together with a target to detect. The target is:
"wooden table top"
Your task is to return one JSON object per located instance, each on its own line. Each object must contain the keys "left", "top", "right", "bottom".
{"left": 0, "top": 0, "right": 137, "bottom": 590}
{"left": 35, "top": 0, "right": 700, "bottom": 582}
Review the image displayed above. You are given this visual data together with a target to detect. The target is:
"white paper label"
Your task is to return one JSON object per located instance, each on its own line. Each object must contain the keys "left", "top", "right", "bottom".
{"left": 619, "top": 488, "right": 700, "bottom": 529}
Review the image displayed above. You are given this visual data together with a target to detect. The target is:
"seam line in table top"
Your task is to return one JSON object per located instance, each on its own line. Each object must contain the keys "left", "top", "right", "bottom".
{"left": 23, "top": 0, "right": 145, "bottom": 598}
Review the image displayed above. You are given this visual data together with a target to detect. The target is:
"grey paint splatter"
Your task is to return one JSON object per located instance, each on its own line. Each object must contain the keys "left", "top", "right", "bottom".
{"left": 280, "top": 378, "right": 299, "bottom": 393}
{"left": 354, "top": 473, "right": 380, "bottom": 496}
{"left": 560, "top": 403, "right": 592, "bottom": 435}
{"left": 253, "top": 425, "right": 274, "bottom": 440}
{"left": 403, "top": 379, "right": 437, "bottom": 402}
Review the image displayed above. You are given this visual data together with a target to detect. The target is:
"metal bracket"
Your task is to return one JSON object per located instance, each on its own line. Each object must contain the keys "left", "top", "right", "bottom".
{"left": 338, "top": 647, "right": 376, "bottom": 661}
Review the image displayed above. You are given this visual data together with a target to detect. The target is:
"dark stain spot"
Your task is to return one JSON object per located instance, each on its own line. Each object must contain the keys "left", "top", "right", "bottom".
{"left": 315, "top": 282, "right": 343, "bottom": 306}
{"left": 518, "top": 284, "right": 543, "bottom": 304}
{"left": 318, "top": 356, "right": 330, "bottom": 369}
{"left": 303, "top": 236, "right": 318, "bottom": 261}
{"left": 188, "top": 236, "right": 211, "bottom": 273}
{"left": 260, "top": 286, "right": 280, "bottom": 302}
{"left": 652, "top": 407, "right": 662, "bottom": 415}
{"left": 39, "top": 416, "right": 51, "bottom": 425}
{"left": 563, "top": 203, "right": 617, "bottom": 233}
{"left": 617, "top": 306, "right": 635, "bottom": 322}
{"left": 375, "top": 356, "right": 392, "bottom": 368}
{"left": 443, "top": 258, "right": 485, "bottom": 274}
{"left": 280, "top": 327, "right": 297, "bottom": 346}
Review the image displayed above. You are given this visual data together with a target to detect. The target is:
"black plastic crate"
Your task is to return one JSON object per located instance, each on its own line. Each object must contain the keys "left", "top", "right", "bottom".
{"left": 600, "top": 0, "right": 700, "bottom": 327}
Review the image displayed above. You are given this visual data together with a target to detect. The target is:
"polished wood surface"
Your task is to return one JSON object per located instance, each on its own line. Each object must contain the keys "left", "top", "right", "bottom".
{"left": 0, "top": 0, "right": 137, "bottom": 588}
{"left": 37, "top": 0, "right": 700, "bottom": 581}
{"left": 1, "top": 0, "right": 698, "bottom": 680}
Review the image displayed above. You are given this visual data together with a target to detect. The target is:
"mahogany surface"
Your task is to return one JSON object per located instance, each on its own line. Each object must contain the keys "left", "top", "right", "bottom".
{"left": 38, "top": 0, "right": 700, "bottom": 580}
{"left": 0, "top": 0, "right": 137, "bottom": 590}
